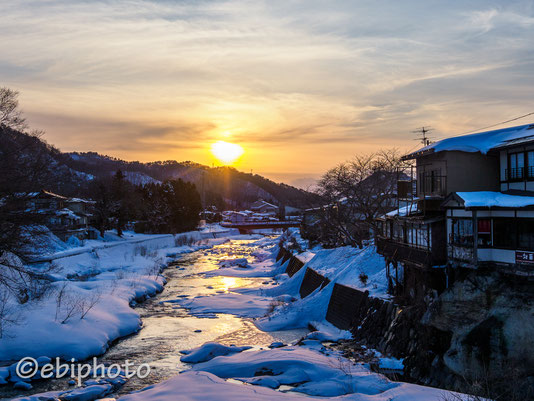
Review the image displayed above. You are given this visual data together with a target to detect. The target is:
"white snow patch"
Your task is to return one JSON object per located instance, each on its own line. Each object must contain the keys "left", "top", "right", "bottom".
{"left": 180, "top": 342, "right": 252, "bottom": 363}
{"left": 456, "top": 191, "right": 534, "bottom": 208}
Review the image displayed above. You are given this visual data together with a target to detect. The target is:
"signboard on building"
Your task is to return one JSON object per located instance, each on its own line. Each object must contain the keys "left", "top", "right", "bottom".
{"left": 516, "top": 251, "right": 534, "bottom": 265}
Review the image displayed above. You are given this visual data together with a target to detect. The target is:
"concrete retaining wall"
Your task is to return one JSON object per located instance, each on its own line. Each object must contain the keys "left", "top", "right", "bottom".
{"left": 299, "top": 267, "right": 330, "bottom": 298}
{"left": 286, "top": 257, "right": 305, "bottom": 277}
{"left": 276, "top": 247, "right": 306, "bottom": 277}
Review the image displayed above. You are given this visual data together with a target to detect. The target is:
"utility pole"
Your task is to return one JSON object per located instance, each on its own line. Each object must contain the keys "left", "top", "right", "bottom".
{"left": 413, "top": 126, "right": 433, "bottom": 146}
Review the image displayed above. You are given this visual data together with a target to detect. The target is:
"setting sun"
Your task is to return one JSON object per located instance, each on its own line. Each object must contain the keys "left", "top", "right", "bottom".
{"left": 210, "top": 140, "right": 244, "bottom": 164}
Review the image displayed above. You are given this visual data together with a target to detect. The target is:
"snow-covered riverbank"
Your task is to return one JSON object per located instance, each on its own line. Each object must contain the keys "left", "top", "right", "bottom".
{"left": 119, "top": 233, "right": 469, "bottom": 401}
{"left": 4, "top": 230, "right": 472, "bottom": 400}
{"left": 0, "top": 227, "right": 238, "bottom": 392}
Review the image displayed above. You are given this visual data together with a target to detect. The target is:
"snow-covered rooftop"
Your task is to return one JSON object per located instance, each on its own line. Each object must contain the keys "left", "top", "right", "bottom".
{"left": 383, "top": 202, "right": 418, "bottom": 218}
{"left": 454, "top": 191, "right": 534, "bottom": 209}
{"left": 404, "top": 123, "right": 534, "bottom": 159}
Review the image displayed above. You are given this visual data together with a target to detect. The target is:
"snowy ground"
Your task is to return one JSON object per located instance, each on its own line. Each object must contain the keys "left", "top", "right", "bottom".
{"left": 3, "top": 229, "right": 470, "bottom": 400}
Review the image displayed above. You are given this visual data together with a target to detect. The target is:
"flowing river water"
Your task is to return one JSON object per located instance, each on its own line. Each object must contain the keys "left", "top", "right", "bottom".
{"left": 1, "top": 237, "right": 308, "bottom": 400}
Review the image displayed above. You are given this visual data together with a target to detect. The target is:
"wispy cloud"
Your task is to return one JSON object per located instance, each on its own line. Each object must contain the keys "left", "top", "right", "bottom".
{"left": 1, "top": 0, "right": 533, "bottom": 180}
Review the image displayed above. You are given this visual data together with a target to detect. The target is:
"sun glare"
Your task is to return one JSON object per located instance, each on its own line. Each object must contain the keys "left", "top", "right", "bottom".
{"left": 210, "top": 141, "right": 244, "bottom": 164}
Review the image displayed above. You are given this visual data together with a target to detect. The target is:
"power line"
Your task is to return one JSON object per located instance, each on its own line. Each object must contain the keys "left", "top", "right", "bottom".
{"left": 404, "top": 112, "right": 534, "bottom": 155}
{"left": 456, "top": 112, "right": 534, "bottom": 136}
{"left": 412, "top": 126, "right": 433, "bottom": 146}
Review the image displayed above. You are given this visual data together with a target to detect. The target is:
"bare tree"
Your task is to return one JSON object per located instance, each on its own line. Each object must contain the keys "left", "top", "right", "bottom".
{"left": 314, "top": 149, "right": 404, "bottom": 248}
{"left": 79, "top": 289, "right": 102, "bottom": 319}
{"left": 0, "top": 87, "right": 27, "bottom": 131}
{"left": 0, "top": 88, "right": 56, "bottom": 307}
{"left": 0, "top": 287, "right": 22, "bottom": 338}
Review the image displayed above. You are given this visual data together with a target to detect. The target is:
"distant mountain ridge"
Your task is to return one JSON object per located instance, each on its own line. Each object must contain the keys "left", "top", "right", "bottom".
{"left": 66, "top": 151, "right": 319, "bottom": 208}
{"left": 0, "top": 126, "right": 319, "bottom": 208}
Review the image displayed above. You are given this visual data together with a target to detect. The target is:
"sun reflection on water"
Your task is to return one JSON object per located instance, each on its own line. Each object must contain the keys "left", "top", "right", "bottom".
{"left": 219, "top": 276, "right": 239, "bottom": 292}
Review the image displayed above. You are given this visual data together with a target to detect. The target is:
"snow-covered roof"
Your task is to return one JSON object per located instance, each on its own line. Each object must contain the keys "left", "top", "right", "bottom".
{"left": 68, "top": 197, "right": 95, "bottom": 204}
{"left": 403, "top": 123, "right": 534, "bottom": 160}
{"left": 228, "top": 211, "right": 247, "bottom": 216}
{"left": 452, "top": 191, "right": 534, "bottom": 209}
{"left": 56, "top": 208, "right": 81, "bottom": 219}
{"left": 250, "top": 200, "right": 278, "bottom": 210}
{"left": 13, "top": 190, "right": 67, "bottom": 200}
{"left": 383, "top": 203, "right": 418, "bottom": 218}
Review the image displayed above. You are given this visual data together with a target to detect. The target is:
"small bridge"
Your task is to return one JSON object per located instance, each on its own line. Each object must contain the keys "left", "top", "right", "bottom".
{"left": 220, "top": 221, "right": 301, "bottom": 234}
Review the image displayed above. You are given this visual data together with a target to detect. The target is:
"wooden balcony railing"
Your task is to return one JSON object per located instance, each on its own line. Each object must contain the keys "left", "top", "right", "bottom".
{"left": 376, "top": 236, "right": 447, "bottom": 267}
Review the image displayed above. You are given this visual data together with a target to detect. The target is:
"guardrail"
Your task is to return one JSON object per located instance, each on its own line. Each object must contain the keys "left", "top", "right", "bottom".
{"left": 220, "top": 221, "right": 300, "bottom": 227}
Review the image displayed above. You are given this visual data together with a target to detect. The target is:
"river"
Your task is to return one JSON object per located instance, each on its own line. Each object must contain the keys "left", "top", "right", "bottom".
{"left": 1, "top": 237, "right": 308, "bottom": 400}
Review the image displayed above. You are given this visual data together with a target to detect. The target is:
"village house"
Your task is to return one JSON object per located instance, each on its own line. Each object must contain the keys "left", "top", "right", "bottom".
{"left": 250, "top": 199, "right": 279, "bottom": 215}
{"left": 377, "top": 123, "right": 534, "bottom": 300}
{"left": 224, "top": 210, "right": 248, "bottom": 224}
{"left": 19, "top": 190, "right": 97, "bottom": 240}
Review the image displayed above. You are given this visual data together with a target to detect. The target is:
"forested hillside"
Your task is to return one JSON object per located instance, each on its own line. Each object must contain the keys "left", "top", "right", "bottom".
{"left": 0, "top": 126, "right": 319, "bottom": 209}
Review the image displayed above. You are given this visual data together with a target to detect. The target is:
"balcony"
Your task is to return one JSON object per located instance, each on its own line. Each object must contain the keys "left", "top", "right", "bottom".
{"left": 419, "top": 175, "right": 447, "bottom": 197}
{"left": 377, "top": 236, "right": 446, "bottom": 267}
{"left": 505, "top": 167, "right": 525, "bottom": 181}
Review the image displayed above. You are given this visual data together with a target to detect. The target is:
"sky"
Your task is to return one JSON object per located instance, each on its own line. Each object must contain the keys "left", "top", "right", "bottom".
{"left": 1, "top": 0, "right": 534, "bottom": 188}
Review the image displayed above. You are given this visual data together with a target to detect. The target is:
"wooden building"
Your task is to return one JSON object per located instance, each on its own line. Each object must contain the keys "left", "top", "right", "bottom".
{"left": 377, "top": 123, "right": 534, "bottom": 300}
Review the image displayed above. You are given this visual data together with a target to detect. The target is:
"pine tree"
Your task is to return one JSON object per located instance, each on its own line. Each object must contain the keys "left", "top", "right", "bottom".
{"left": 111, "top": 169, "right": 127, "bottom": 236}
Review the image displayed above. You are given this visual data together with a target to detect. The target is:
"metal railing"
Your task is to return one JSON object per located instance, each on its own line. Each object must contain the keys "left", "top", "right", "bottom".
{"left": 506, "top": 167, "right": 525, "bottom": 180}
{"left": 419, "top": 175, "right": 447, "bottom": 197}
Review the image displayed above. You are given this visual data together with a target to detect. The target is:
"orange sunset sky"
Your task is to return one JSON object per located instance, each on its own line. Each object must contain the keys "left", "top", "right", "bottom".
{"left": 1, "top": 1, "right": 533, "bottom": 187}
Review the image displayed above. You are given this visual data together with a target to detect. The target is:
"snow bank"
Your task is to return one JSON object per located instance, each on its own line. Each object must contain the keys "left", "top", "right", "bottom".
{"left": 278, "top": 227, "right": 308, "bottom": 253}
{"left": 120, "top": 369, "right": 465, "bottom": 400}
{"left": 256, "top": 245, "right": 389, "bottom": 332}
{"left": 177, "top": 292, "right": 273, "bottom": 318}
{"left": 0, "top": 230, "right": 215, "bottom": 362}
{"left": 219, "top": 257, "right": 249, "bottom": 268}
{"left": 120, "top": 345, "right": 468, "bottom": 401}
{"left": 191, "top": 346, "right": 394, "bottom": 397}
{"left": 305, "top": 321, "right": 352, "bottom": 342}
{"left": 180, "top": 342, "right": 252, "bottom": 363}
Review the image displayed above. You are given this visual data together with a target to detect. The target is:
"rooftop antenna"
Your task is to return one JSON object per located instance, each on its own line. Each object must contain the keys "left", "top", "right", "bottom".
{"left": 413, "top": 126, "right": 434, "bottom": 146}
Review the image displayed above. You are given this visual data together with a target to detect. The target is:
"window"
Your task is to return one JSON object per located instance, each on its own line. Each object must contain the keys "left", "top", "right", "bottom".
{"left": 509, "top": 152, "right": 524, "bottom": 179}
{"left": 528, "top": 151, "right": 534, "bottom": 178}
{"left": 493, "top": 219, "right": 516, "bottom": 248}
{"left": 478, "top": 219, "right": 492, "bottom": 247}
{"left": 451, "top": 219, "right": 473, "bottom": 246}
{"left": 417, "top": 226, "right": 429, "bottom": 248}
{"left": 419, "top": 169, "right": 444, "bottom": 195}
{"left": 405, "top": 222, "right": 430, "bottom": 249}
{"left": 518, "top": 219, "right": 534, "bottom": 250}
{"left": 392, "top": 222, "right": 404, "bottom": 241}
